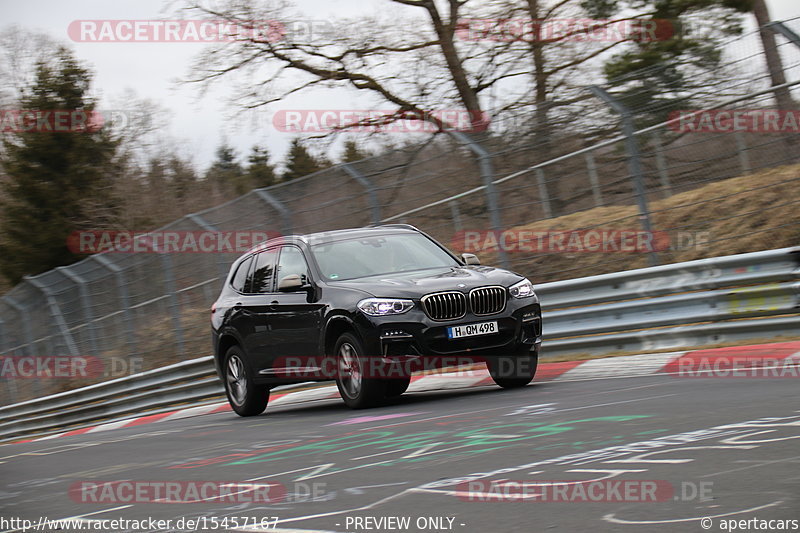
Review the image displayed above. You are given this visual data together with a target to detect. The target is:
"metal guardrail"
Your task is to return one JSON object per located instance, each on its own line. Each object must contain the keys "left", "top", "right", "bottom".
{"left": 540, "top": 246, "right": 800, "bottom": 356}
{"left": 0, "top": 357, "right": 221, "bottom": 440}
{"left": 0, "top": 247, "right": 797, "bottom": 442}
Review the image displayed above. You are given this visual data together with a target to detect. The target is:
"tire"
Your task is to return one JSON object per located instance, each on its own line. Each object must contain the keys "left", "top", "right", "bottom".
{"left": 384, "top": 376, "right": 411, "bottom": 398}
{"left": 334, "top": 332, "right": 386, "bottom": 409}
{"left": 223, "top": 346, "right": 270, "bottom": 417}
{"left": 488, "top": 347, "right": 538, "bottom": 389}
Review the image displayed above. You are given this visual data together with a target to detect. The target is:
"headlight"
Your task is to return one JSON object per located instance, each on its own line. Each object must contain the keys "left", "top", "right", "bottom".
{"left": 357, "top": 298, "right": 415, "bottom": 316}
{"left": 509, "top": 279, "right": 536, "bottom": 299}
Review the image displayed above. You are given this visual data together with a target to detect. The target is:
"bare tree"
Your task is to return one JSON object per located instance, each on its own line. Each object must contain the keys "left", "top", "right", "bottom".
{"left": 182, "top": 0, "right": 533, "bottom": 132}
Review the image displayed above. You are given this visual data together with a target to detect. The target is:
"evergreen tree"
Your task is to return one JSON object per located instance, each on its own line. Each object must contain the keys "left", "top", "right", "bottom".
{"left": 281, "top": 138, "right": 323, "bottom": 181}
{"left": 0, "top": 48, "right": 119, "bottom": 284}
{"left": 341, "top": 139, "right": 369, "bottom": 163}
{"left": 167, "top": 155, "right": 197, "bottom": 201}
{"left": 205, "top": 143, "right": 245, "bottom": 194}
{"left": 583, "top": 0, "right": 752, "bottom": 125}
{"left": 245, "top": 145, "right": 277, "bottom": 188}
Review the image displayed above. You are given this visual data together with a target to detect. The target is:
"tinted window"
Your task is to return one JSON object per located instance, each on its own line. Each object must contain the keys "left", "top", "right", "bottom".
{"left": 230, "top": 256, "right": 253, "bottom": 292}
{"left": 276, "top": 246, "right": 310, "bottom": 286}
{"left": 311, "top": 233, "right": 458, "bottom": 280}
{"left": 250, "top": 249, "right": 278, "bottom": 293}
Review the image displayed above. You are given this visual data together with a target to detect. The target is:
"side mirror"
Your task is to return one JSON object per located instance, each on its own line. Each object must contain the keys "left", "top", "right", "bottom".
{"left": 462, "top": 253, "right": 480, "bottom": 266}
{"left": 278, "top": 274, "right": 304, "bottom": 291}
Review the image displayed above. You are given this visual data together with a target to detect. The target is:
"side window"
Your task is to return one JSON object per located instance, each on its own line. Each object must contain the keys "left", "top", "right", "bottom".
{"left": 276, "top": 246, "right": 311, "bottom": 285}
{"left": 250, "top": 249, "right": 278, "bottom": 293}
{"left": 230, "top": 256, "right": 253, "bottom": 293}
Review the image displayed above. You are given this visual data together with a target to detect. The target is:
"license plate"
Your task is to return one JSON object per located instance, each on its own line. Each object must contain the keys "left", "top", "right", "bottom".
{"left": 448, "top": 321, "right": 498, "bottom": 339}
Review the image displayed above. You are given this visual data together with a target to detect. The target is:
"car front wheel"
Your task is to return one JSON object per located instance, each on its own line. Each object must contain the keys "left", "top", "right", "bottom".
{"left": 224, "top": 346, "right": 270, "bottom": 417}
{"left": 334, "top": 332, "right": 385, "bottom": 409}
{"left": 488, "top": 347, "right": 538, "bottom": 389}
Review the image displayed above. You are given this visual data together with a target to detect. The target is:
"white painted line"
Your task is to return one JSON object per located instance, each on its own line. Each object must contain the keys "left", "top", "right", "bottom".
{"left": 270, "top": 385, "right": 339, "bottom": 406}
{"left": 86, "top": 419, "right": 132, "bottom": 433}
{"left": 231, "top": 526, "right": 336, "bottom": 533}
{"left": 554, "top": 352, "right": 684, "bottom": 381}
{"left": 409, "top": 373, "right": 487, "bottom": 391}
{"left": 160, "top": 402, "right": 226, "bottom": 422}
{"left": 603, "top": 500, "right": 782, "bottom": 525}
{"left": 31, "top": 431, "right": 68, "bottom": 442}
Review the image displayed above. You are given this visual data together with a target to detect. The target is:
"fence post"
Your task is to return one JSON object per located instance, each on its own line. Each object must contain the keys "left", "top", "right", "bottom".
{"left": 446, "top": 131, "right": 509, "bottom": 268}
{"left": 735, "top": 131, "right": 751, "bottom": 175}
{"left": 767, "top": 21, "right": 800, "bottom": 47}
{"left": 342, "top": 163, "right": 382, "bottom": 224}
{"left": 3, "top": 296, "right": 38, "bottom": 396}
{"left": 91, "top": 255, "right": 136, "bottom": 352}
{"left": 255, "top": 189, "right": 293, "bottom": 236}
{"left": 158, "top": 252, "right": 185, "bottom": 356}
{"left": 589, "top": 85, "right": 659, "bottom": 267}
{"left": 449, "top": 200, "right": 463, "bottom": 233}
{"left": 535, "top": 168, "right": 553, "bottom": 219}
{"left": 23, "top": 277, "right": 79, "bottom": 358}
{"left": 584, "top": 152, "right": 604, "bottom": 207}
{"left": 652, "top": 131, "right": 673, "bottom": 198}
{"left": 2, "top": 296, "right": 34, "bottom": 357}
{"left": 765, "top": 22, "right": 800, "bottom": 160}
{"left": 0, "top": 315, "right": 18, "bottom": 403}
{"left": 56, "top": 266, "right": 99, "bottom": 357}
{"left": 187, "top": 213, "right": 230, "bottom": 285}
{"left": 764, "top": 22, "right": 800, "bottom": 108}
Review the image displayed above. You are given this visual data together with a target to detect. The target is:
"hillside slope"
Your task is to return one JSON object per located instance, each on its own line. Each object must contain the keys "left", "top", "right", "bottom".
{"left": 479, "top": 164, "right": 800, "bottom": 282}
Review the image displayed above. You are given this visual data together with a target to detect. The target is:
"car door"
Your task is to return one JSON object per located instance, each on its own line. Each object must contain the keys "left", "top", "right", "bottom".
{"left": 241, "top": 247, "right": 279, "bottom": 374}
{"left": 267, "top": 245, "right": 324, "bottom": 371}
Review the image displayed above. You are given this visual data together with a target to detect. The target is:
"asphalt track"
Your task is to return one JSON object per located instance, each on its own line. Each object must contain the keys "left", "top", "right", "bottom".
{"left": 1, "top": 359, "right": 799, "bottom": 533}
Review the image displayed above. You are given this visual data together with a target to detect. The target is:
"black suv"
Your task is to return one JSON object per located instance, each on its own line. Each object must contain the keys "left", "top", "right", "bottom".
{"left": 211, "top": 225, "right": 542, "bottom": 416}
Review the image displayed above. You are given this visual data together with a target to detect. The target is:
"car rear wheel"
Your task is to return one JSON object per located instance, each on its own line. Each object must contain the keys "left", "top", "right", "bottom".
{"left": 334, "top": 332, "right": 385, "bottom": 409}
{"left": 488, "top": 347, "right": 538, "bottom": 389}
{"left": 224, "top": 346, "right": 270, "bottom": 417}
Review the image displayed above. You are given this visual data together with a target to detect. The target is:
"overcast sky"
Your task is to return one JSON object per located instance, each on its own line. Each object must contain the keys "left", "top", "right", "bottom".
{"left": 4, "top": 0, "right": 800, "bottom": 170}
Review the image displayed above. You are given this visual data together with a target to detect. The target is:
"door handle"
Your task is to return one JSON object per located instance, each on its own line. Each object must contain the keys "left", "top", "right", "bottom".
{"left": 270, "top": 301, "right": 279, "bottom": 305}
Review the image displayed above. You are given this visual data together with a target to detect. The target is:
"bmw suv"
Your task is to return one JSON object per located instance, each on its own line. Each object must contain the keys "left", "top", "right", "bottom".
{"left": 211, "top": 225, "right": 542, "bottom": 416}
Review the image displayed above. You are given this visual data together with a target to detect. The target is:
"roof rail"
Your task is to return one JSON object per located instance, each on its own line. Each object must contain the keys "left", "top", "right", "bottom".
{"left": 369, "top": 223, "right": 420, "bottom": 232}
{"left": 243, "top": 233, "right": 305, "bottom": 255}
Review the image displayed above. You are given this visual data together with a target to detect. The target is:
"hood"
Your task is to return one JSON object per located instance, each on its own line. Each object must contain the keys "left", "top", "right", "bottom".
{"left": 325, "top": 265, "right": 524, "bottom": 299}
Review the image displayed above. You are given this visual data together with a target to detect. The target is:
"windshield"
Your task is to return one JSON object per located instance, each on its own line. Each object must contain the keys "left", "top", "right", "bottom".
{"left": 310, "top": 233, "right": 459, "bottom": 281}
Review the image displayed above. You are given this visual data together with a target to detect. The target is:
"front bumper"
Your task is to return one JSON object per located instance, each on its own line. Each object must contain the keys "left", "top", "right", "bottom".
{"left": 354, "top": 300, "right": 542, "bottom": 360}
